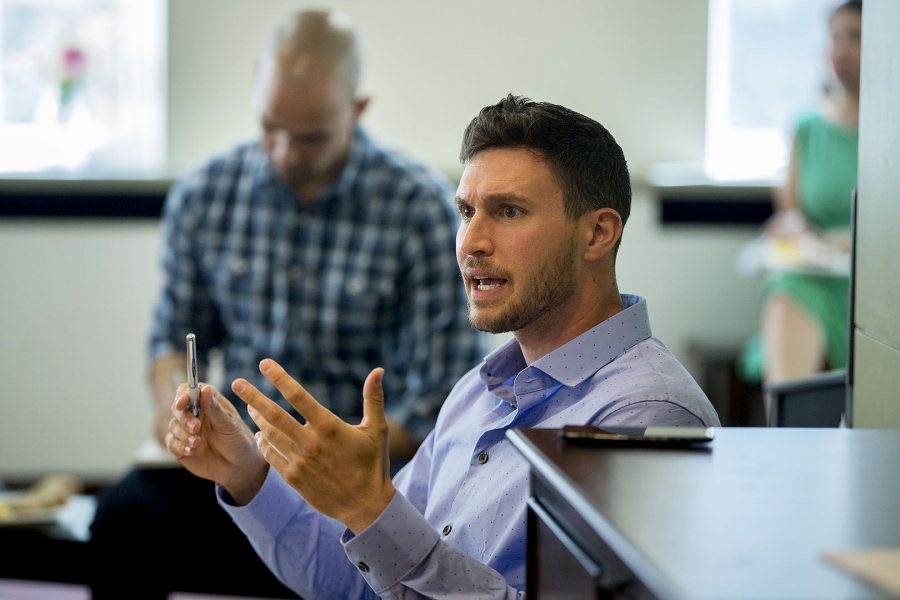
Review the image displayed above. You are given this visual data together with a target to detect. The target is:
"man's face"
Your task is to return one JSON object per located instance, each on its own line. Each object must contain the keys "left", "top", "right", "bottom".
{"left": 455, "top": 148, "right": 581, "bottom": 334}
{"left": 257, "top": 68, "right": 359, "bottom": 192}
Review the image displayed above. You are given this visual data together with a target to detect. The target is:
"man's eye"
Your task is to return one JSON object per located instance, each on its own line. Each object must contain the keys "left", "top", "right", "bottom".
{"left": 460, "top": 206, "right": 475, "bottom": 219}
{"left": 503, "top": 206, "right": 521, "bottom": 218}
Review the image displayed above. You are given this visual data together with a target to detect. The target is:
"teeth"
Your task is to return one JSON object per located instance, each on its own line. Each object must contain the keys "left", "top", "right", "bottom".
{"left": 475, "top": 279, "right": 502, "bottom": 291}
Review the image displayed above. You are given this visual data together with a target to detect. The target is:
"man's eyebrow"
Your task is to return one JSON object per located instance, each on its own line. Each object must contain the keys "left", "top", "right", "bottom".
{"left": 455, "top": 192, "right": 533, "bottom": 206}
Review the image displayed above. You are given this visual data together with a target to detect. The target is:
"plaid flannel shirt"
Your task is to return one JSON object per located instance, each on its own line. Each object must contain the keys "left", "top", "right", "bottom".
{"left": 149, "top": 127, "right": 484, "bottom": 441}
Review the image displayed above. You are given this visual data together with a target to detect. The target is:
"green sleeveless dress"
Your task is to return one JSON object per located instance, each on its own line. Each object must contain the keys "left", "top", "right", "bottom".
{"left": 740, "top": 111, "right": 858, "bottom": 382}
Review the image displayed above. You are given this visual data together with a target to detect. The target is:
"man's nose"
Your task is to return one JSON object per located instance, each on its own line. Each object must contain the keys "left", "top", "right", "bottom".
{"left": 271, "top": 131, "right": 302, "bottom": 162}
{"left": 458, "top": 213, "right": 494, "bottom": 256}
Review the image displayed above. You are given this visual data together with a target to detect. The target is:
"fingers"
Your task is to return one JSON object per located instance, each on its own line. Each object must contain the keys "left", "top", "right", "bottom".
{"left": 167, "top": 385, "right": 219, "bottom": 458}
{"left": 165, "top": 424, "right": 201, "bottom": 458}
{"left": 361, "top": 368, "right": 387, "bottom": 431}
{"left": 253, "top": 430, "right": 291, "bottom": 475}
{"left": 171, "top": 388, "right": 201, "bottom": 434}
{"left": 231, "top": 376, "right": 304, "bottom": 441}
{"left": 257, "top": 359, "right": 326, "bottom": 423}
{"left": 247, "top": 404, "right": 300, "bottom": 458}
{"left": 166, "top": 408, "right": 201, "bottom": 458}
{"left": 200, "top": 384, "right": 242, "bottom": 427}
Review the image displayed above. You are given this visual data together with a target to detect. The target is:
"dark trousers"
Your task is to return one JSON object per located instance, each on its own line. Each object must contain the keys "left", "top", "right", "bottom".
{"left": 88, "top": 467, "right": 298, "bottom": 599}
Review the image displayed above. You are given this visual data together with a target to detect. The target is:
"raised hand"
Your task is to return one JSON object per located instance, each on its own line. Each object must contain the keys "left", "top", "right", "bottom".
{"left": 232, "top": 359, "right": 396, "bottom": 533}
{"left": 165, "top": 383, "right": 269, "bottom": 504}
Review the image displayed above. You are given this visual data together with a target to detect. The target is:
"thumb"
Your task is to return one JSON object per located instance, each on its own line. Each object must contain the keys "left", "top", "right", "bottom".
{"left": 200, "top": 385, "right": 233, "bottom": 426}
{"left": 361, "top": 367, "right": 386, "bottom": 430}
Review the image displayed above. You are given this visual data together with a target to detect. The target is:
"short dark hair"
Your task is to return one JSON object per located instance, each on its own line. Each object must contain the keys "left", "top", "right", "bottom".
{"left": 459, "top": 94, "right": 631, "bottom": 230}
{"left": 828, "top": 0, "right": 862, "bottom": 22}
{"left": 833, "top": 0, "right": 862, "bottom": 20}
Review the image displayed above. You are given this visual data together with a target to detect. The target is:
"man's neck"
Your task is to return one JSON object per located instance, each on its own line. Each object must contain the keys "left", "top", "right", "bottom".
{"left": 515, "top": 283, "right": 624, "bottom": 365}
{"left": 295, "top": 179, "right": 330, "bottom": 204}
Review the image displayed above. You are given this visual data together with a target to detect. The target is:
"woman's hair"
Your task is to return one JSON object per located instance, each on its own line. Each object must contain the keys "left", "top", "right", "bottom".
{"left": 832, "top": 0, "right": 862, "bottom": 22}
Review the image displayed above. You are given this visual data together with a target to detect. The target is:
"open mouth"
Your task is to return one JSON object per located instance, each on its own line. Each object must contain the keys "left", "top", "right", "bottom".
{"left": 474, "top": 277, "right": 506, "bottom": 291}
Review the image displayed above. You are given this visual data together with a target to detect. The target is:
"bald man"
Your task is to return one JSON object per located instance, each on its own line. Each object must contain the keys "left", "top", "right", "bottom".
{"left": 88, "top": 11, "right": 482, "bottom": 599}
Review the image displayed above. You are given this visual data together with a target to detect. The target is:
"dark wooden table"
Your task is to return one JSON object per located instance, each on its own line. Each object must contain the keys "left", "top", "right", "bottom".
{"left": 508, "top": 427, "right": 900, "bottom": 599}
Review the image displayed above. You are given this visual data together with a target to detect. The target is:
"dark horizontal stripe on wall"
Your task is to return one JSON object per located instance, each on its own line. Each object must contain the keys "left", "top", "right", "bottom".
{"left": 0, "top": 179, "right": 172, "bottom": 218}
{"left": 659, "top": 196, "right": 773, "bottom": 225}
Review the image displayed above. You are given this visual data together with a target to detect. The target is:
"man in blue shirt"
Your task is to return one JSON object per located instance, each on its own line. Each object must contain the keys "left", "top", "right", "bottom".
{"left": 166, "top": 95, "right": 720, "bottom": 598}
{"left": 89, "top": 10, "right": 482, "bottom": 599}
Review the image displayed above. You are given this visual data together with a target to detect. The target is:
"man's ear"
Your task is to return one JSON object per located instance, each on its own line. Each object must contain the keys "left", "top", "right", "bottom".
{"left": 353, "top": 95, "right": 371, "bottom": 120}
{"left": 582, "top": 208, "right": 623, "bottom": 262}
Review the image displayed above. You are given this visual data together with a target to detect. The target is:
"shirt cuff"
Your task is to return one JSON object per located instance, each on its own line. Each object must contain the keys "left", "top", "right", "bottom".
{"left": 216, "top": 467, "right": 300, "bottom": 544}
{"left": 341, "top": 491, "right": 440, "bottom": 594}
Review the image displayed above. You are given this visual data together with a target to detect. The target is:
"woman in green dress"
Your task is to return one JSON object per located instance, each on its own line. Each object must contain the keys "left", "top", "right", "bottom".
{"left": 743, "top": 1, "right": 861, "bottom": 416}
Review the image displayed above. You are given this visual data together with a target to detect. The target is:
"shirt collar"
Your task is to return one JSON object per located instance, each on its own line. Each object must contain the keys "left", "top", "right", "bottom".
{"left": 478, "top": 294, "right": 652, "bottom": 406}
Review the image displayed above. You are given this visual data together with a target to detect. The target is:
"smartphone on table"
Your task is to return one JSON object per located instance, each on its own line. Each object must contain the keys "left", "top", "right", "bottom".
{"left": 561, "top": 425, "right": 714, "bottom": 448}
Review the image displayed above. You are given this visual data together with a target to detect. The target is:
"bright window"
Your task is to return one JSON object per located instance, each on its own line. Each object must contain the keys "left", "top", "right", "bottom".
{"left": 0, "top": 0, "right": 165, "bottom": 174}
{"left": 706, "top": 0, "right": 839, "bottom": 180}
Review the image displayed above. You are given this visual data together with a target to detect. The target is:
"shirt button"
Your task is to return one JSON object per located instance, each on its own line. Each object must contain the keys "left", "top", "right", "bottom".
{"left": 357, "top": 561, "right": 369, "bottom": 572}
{"left": 441, "top": 524, "right": 452, "bottom": 536}
{"left": 478, "top": 452, "right": 489, "bottom": 464}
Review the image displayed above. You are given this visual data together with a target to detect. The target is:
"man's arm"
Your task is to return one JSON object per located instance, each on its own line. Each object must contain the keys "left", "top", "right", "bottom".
{"left": 149, "top": 353, "right": 185, "bottom": 445}
{"left": 232, "top": 360, "right": 524, "bottom": 600}
{"left": 338, "top": 491, "right": 523, "bottom": 600}
{"left": 766, "top": 132, "right": 809, "bottom": 237}
{"left": 599, "top": 400, "right": 713, "bottom": 427}
{"left": 220, "top": 467, "right": 377, "bottom": 600}
{"left": 148, "top": 175, "right": 223, "bottom": 441}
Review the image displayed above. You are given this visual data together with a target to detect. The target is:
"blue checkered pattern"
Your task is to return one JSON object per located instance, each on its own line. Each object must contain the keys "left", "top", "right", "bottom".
{"left": 150, "top": 127, "right": 485, "bottom": 441}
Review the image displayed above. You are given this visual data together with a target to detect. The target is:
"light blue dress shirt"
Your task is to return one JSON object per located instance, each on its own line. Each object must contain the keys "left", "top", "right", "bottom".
{"left": 220, "top": 294, "right": 720, "bottom": 599}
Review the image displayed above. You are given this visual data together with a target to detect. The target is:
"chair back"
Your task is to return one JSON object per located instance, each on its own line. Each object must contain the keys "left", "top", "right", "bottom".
{"left": 765, "top": 369, "right": 847, "bottom": 427}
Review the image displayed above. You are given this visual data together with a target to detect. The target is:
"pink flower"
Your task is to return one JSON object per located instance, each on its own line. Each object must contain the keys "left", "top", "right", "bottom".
{"left": 61, "top": 46, "right": 87, "bottom": 79}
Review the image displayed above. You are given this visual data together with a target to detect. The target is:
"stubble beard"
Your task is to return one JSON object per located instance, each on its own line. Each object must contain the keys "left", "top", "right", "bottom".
{"left": 467, "top": 236, "right": 579, "bottom": 334}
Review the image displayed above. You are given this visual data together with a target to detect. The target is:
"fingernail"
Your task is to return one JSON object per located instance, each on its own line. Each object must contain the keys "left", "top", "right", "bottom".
{"left": 233, "top": 380, "right": 245, "bottom": 393}
{"left": 260, "top": 359, "right": 272, "bottom": 373}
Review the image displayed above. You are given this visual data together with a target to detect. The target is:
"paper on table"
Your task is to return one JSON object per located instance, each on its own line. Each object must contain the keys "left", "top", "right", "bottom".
{"left": 0, "top": 473, "right": 82, "bottom": 525}
{"left": 823, "top": 548, "right": 900, "bottom": 597}
{"left": 735, "top": 231, "right": 850, "bottom": 278}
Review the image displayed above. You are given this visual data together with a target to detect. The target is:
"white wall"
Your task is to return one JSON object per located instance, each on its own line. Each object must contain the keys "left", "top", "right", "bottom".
{"left": 167, "top": 0, "right": 709, "bottom": 177}
{"left": 0, "top": 0, "right": 762, "bottom": 479}
{"left": 0, "top": 220, "right": 162, "bottom": 479}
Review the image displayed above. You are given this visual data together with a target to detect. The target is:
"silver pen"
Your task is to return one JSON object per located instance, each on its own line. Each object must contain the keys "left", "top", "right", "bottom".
{"left": 186, "top": 333, "right": 201, "bottom": 417}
